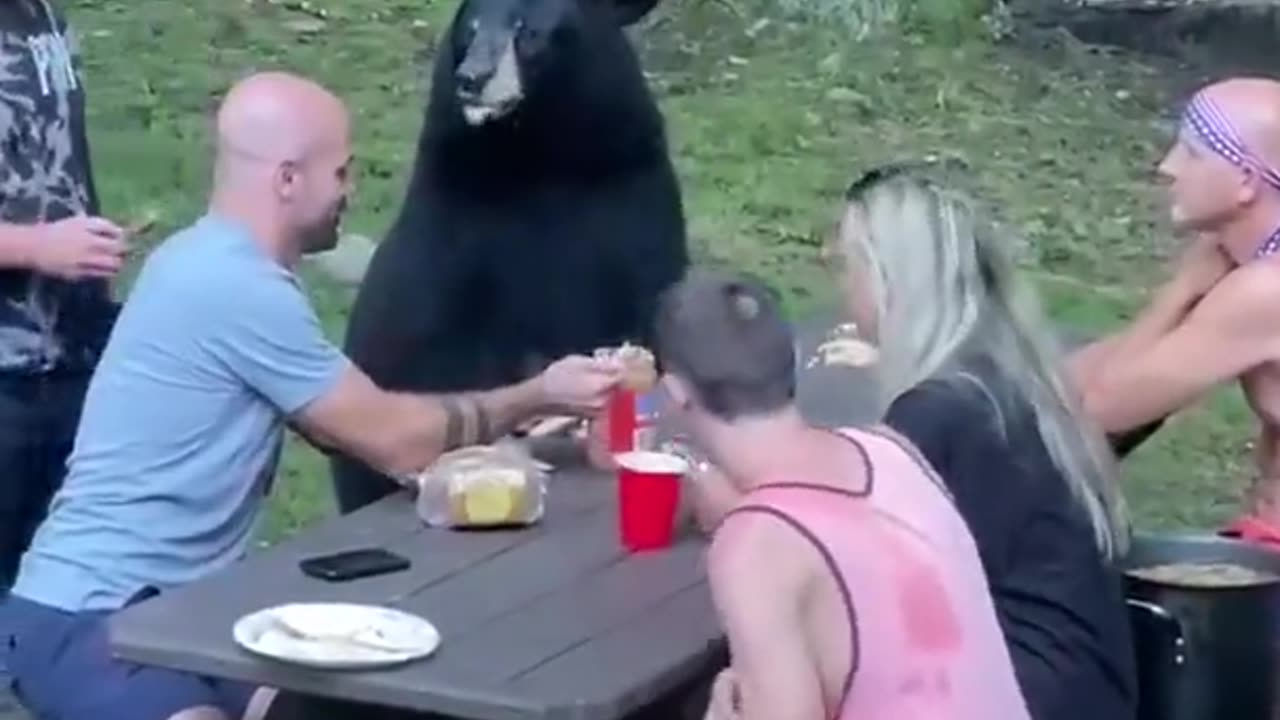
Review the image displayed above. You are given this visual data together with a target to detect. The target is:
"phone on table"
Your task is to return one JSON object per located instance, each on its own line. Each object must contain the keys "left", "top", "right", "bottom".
{"left": 298, "top": 548, "right": 411, "bottom": 582}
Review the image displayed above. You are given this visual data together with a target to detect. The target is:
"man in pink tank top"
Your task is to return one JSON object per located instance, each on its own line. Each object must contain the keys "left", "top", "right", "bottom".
{"left": 650, "top": 270, "right": 1030, "bottom": 720}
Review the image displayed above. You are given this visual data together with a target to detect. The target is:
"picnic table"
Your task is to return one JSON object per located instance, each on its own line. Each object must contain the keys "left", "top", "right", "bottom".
{"left": 105, "top": 315, "right": 875, "bottom": 720}
{"left": 105, "top": 311, "right": 1157, "bottom": 720}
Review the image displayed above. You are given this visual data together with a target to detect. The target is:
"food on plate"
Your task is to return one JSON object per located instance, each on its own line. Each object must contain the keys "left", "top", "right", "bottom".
{"left": 237, "top": 602, "right": 441, "bottom": 667}
{"left": 268, "top": 613, "right": 421, "bottom": 655}
{"left": 1126, "top": 561, "right": 1280, "bottom": 588}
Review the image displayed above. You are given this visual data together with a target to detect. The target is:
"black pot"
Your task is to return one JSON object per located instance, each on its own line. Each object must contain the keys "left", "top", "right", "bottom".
{"left": 1122, "top": 532, "right": 1280, "bottom": 720}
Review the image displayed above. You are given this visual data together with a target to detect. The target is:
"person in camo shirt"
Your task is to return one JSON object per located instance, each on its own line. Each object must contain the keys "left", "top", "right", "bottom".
{"left": 0, "top": 0, "right": 132, "bottom": 591}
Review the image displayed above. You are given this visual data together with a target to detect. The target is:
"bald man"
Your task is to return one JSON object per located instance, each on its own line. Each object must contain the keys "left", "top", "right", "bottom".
{"left": 1072, "top": 76, "right": 1280, "bottom": 543}
{"left": 0, "top": 72, "right": 623, "bottom": 720}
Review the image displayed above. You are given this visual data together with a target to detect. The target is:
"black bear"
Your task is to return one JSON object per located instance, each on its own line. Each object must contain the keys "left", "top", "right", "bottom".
{"left": 330, "top": 0, "right": 689, "bottom": 513}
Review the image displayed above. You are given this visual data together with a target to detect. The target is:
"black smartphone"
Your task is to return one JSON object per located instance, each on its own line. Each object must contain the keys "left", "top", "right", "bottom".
{"left": 299, "top": 548, "right": 411, "bottom": 582}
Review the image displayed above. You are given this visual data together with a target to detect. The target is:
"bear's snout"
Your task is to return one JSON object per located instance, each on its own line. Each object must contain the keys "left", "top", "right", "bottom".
{"left": 455, "top": 31, "right": 524, "bottom": 125}
{"left": 455, "top": 58, "right": 489, "bottom": 99}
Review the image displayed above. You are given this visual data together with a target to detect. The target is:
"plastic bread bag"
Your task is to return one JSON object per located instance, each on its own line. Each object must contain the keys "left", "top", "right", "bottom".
{"left": 414, "top": 440, "right": 547, "bottom": 529}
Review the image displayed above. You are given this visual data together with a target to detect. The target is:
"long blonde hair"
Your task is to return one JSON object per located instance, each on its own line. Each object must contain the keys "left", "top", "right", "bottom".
{"left": 836, "top": 166, "right": 1130, "bottom": 559}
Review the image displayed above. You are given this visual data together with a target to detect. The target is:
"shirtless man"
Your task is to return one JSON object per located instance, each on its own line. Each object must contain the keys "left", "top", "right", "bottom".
{"left": 1071, "top": 77, "right": 1280, "bottom": 542}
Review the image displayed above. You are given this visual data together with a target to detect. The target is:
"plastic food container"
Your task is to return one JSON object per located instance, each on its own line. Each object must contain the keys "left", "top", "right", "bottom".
{"left": 414, "top": 442, "right": 547, "bottom": 529}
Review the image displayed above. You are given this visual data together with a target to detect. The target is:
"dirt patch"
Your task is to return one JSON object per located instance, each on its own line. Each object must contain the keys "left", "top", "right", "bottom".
{"left": 1011, "top": 0, "right": 1278, "bottom": 98}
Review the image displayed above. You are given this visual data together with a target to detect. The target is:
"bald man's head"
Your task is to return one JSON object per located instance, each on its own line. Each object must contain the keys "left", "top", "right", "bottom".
{"left": 1202, "top": 77, "right": 1280, "bottom": 171}
{"left": 216, "top": 71, "right": 348, "bottom": 166}
{"left": 213, "top": 72, "right": 353, "bottom": 255}
{"left": 1158, "top": 75, "right": 1280, "bottom": 253}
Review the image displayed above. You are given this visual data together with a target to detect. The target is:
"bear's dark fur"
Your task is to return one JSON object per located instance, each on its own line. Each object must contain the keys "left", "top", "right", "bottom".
{"left": 330, "top": 0, "right": 688, "bottom": 513}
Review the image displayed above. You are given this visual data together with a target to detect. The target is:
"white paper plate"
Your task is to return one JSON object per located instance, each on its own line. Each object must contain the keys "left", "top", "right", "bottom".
{"left": 233, "top": 602, "right": 441, "bottom": 670}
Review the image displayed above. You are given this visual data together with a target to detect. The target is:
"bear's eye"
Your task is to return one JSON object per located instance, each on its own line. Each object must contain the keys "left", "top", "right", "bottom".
{"left": 516, "top": 18, "right": 545, "bottom": 46}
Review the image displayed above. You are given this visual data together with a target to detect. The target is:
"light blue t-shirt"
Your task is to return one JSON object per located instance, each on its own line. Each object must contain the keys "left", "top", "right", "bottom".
{"left": 13, "top": 213, "right": 349, "bottom": 612}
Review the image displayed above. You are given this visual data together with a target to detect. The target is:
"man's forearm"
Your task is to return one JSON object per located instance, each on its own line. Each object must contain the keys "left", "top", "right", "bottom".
{"left": 0, "top": 222, "right": 41, "bottom": 270}
{"left": 1067, "top": 335, "right": 1122, "bottom": 390}
{"left": 1073, "top": 276, "right": 1201, "bottom": 390}
{"left": 375, "top": 377, "right": 549, "bottom": 479}
{"left": 439, "top": 377, "right": 548, "bottom": 451}
{"left": 1072, "top": 275, "right": 1218, "bottom": 434}
{"left": 1114, "top": 277, "right": 1202, "bottom": 352}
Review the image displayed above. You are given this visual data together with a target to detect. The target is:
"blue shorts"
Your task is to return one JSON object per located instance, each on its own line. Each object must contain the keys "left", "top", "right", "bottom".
{"left": 2, "top": 592, "right": 257, "bottom": 720}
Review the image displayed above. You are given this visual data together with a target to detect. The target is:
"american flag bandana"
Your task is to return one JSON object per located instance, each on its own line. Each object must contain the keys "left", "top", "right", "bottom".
{"left": 1259, "top": 226, "right": 1280, "bottom": 257}
{"left": 1182, "top": 91, "right": 1280, "bottom": 258}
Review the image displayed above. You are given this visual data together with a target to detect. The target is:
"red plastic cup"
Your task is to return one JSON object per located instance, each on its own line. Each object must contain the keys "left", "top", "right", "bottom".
{"left": 607, "top": 388, "right": 637, "bottom": 452}
{"left": 615, "top": 450, "right": 688, "bottom": 552}
{"left": 585, "top": 414, "right": 615, "bottom": 471}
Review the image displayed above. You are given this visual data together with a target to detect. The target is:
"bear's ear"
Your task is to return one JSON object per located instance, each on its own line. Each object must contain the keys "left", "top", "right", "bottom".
{"left": 607, "top": 0, "right": 660, "bottom": 26}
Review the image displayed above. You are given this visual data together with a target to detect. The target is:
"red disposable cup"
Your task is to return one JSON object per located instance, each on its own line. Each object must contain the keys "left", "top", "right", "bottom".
{"left": 607, "top": 388, "right": 637, "bottom": 452}
{"left": 615, "top": 450, "right": 687, "bottom": 552}
{"left": 585, "top": 414, "right": 615, "bottom": 471}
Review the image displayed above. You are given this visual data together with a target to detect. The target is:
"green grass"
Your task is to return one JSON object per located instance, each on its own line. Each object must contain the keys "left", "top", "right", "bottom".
{"left": 65, "top": 0, "right": 1255, "bottom": 543}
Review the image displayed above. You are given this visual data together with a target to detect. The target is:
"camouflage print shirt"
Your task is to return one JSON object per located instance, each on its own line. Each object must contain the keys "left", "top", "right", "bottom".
{"left": 0, "top": 0, "right": 116, "bottom": 376}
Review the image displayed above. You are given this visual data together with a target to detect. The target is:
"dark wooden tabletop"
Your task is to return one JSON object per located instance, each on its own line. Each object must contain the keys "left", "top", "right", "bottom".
{"left": 110, "top": 464, "right": 724, "bottom": 720}
{"left": 105, "top": 316, "right": 875, "bottom": 720}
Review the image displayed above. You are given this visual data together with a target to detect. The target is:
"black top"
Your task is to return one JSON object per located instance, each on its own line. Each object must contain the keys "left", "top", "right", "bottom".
{"left": 884, "top": 361, "right": 1137, "bottom": 720}
{"left": 0, "top": 0, "right": 116, "bottom": 376}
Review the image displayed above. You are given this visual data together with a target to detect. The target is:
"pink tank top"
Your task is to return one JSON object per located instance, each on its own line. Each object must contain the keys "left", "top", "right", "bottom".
{"left": 720, "top": 426, "right": 1031, "bottom": 720}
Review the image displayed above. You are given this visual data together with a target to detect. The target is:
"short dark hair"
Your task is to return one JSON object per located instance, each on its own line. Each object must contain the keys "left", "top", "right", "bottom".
{"left": 653, "top": 269, "right": 796, "bottom": 421}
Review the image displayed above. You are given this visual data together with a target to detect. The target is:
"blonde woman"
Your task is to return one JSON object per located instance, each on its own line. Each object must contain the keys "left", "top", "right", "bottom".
{"left": 825, "top": 164, "right": 1137, "bottom": 720}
